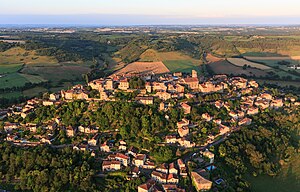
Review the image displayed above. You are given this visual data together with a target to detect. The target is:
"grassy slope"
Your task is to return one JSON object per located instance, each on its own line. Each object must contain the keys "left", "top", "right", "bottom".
{"left": 0, "top": 47, "right": 57, "bottom": 64}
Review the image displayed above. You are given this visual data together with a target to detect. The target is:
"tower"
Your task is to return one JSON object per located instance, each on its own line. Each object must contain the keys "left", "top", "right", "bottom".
{"left": 192, "top": 70, "right": 198, "bottom": 78}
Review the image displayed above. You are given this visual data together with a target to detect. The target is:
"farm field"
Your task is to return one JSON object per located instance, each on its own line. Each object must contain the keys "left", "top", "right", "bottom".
{"left": 23, "top": 87, "right": 48, "bottom": 98}
{"left": 21, "top": 64, "right": 91, "bottom": 84}
{"left": 138, "top": 49, "right": 203, "bottom": 73}
{"left": 246, "top": 154, "right": 300, "bottom": 192}
{"left": 163, "top": 60, "right": 201, "bottom": 73}
{"left": 0, "top": 91, "right": 23, "bottom": 99}
{"left": 114, "top": 61, "right": 170, "bottom": 75}
{"left": 0, "top": 63, "right": 23, "bottom": 74}
{"left": 245, "top": 56, "right": 300, "bottom": 60}
{"left": 205, "top": 53, "right": 223, "bottom": 63}
{"left": 227, "top": 58, "right": 271, "bottom": 70}
{"left": 0, "top": 73, "right": 30, "bottom": 89}
{"left": 208, "top": 60, "right": 268, "bottom": 77}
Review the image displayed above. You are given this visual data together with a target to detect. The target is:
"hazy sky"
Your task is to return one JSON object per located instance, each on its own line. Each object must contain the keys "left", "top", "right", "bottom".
{"left": 1, "top": 0, "right": 300, "bottom": 25}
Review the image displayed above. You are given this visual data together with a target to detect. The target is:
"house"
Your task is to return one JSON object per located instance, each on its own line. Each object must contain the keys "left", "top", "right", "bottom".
{"left": 185, "top": 93, "right": 195, "bottom": 99}
{"left": 88, "top": 79, "right": 105, "bottom": 90}
{"left": 115, "top": 153, "right": 130, "bottom": 167}
{"left": 178, "top": 126, "right": 189, "bottom": 137}
{"left": 134, "top": 154, "right": 146, "bottom": 167}
{"left": 166, "top": 135, "right": 177, "bottom": 144}
{"left": 166, "top": 174, "right": 179, "bottom": 184}
{"left": 49, "top": 93, "right": 60, "bottom": 101}
{"left": 153, "top": 82, "right": 167, "bottom": 92}
{"left": 176, "top": 84, "right": 185, "bottom": 93}
{"left": 42, "top": 100, "right": 54, "bottom": 106}
{"left": 213, "top": 119, "right": 222, "bottom": 125}
{"left": 238, "top": 118, "right": 252, "bottom": 126}
{"left": 100, "top": 142, "right": 110, "bottom": 152}
{"left": 155, "top": 91, "right": 172, "bottom": 101}
{"left": 143, "top": 161, "right": 156, "bottom": 169}
{"left": 118, "top": 78, "right": 129, "bottom": 90}
{"left": 119, "top": 140, "right": 127, "bottom": 151}
{"left": 138, "top": 183, "right": 153, "bottom": 192}
{"left": 173, "top": 72, "right": 182, "bottom": 77}
{"left": 177, "top": 118, "right": 189, "bottom": 129}
{"left": 131, "top": 166, "right": 140, "bottom": 178}
{"left": 61, "top": 85, "right": 89, "bottom": 100}
{"left": 102, "top": 160, "right": 121, "bottom": 172}
{"left": 168, "top": 163, "right": 178, "bottom": 174}
{"left": 214, "top": 101, "right": 223, "bottom": 109}
{"left": 229, "top": 111, "right": 239, "bottom": 120}
{"left": 181, "top": 77, "right": 199, "bottom": 90}
{"left": 247, "top": 107, "right": 259, "bottom": 115}
{"left": 202, "top": 113, "right": 213, "bottom": 122}
{"left": 271, "top": 98, "right": 284, "bottom": 109}
{"left": 192, "top": 70, "right": 198, "bottom": 78}
{"left": 4, "top": 122, "right": 18, "bottom": 132}
{"left": 180, "top": 103, "right": 191, "bottom": 114}
{"left": 177, "top": 159, "right": 188, "bottom": 176}
{"left": 191, "top": 171, "right": 212, "bottom": 191}
{"left": 128, "top": 146, "right": 139, "bottom": 157}
{"left": 255, "top": 100, "right": 270, "bottom": 109}
{"left": 88, "top": 134, "right": 99, "bottom": 146}
{"left": 162, "top": 184, "right": 186, "bottom": 192}
{"left": 260, "top": 93, "right": 273, "bottom": 100}
{"left": 6, "top": 135, "right": 17, "bottom": 141}
{"left": 105, "top": 79, "right": 114, "bottom": 90}
{"left": 151, "top": 171, "right": 167, "bottom": 183}
{"left": 177, "top": 159, "right": 185, "bottom": 169}
{"left": 66, "top": 126, "right": 76, "bottom": 137}
{"left": 177, "top": 137, "right": 195, "bottom": 148}
{"left": 156, "top": 163, "right": 168, "bottom": 174}
{"left": 248, "top": 80, "right": 259, "bottom": 88}
{"left": 145, "top": 82, "right": 152, "bottom": 93}
{"left": 100, "top": 91, "right": 109, "bottom": 101}
{"left": 202, "top": 150, "right": 214, "bottom": 164}
{"left": 136, "top": 97, "right": 154, "bottom": 105}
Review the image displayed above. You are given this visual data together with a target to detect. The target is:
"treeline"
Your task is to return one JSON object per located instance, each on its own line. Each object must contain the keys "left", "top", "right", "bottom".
{"left": 0, "top": 41, "right": 18, "bottom": 52}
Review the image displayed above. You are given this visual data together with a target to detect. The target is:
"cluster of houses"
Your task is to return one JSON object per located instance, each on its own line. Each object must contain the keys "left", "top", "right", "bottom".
{"left": 1, "top": 70, "right": 300, "bottom": 192}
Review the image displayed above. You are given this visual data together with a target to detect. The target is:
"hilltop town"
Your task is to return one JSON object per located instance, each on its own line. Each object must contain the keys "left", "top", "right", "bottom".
{"left": 0, "top": 70, "right": 299, "bottom": 192}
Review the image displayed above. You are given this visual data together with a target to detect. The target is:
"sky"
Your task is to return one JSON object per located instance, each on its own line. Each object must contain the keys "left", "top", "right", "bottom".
{"left": 0, "top": 0, "right": 300, "bottom": 25}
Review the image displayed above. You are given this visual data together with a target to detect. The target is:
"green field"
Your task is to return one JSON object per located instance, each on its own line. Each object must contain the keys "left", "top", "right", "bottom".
{"left": 246, "top": 154, "right": 300, "bottom": 192}
{"left": 163, "top": 60, "right": 201, "bottom": 73}
{"left": 21, "top": 64, "right": 90, "bottom": 84}
{"left": 0, "top": 91, "right": 23, "bottom": 99}
{"left": 0, "top": 63, "right": 23, "bottom": 74}
{"left": 23, "top": 87, "right": 48, "bottom": 98}
{"left": 0, "top": 73, "right": 30, "bottom": 89}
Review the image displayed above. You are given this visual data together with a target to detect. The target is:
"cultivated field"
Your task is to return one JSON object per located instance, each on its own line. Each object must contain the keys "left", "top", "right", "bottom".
{"left": 114, "top": 61, "right": 170, "bottom": 75}
{"left": 205, "top": 53, "right": 223, "bottom": 63}
{"left": 0, "top": 63, "right": 23, "bottom": 74}
{"left": 227, "top": 58, "right": 271, "bottom": 70}
{"left": 163, "top": 60, "right": 201, "bottom": 73}
{"left": 208, "top": 60, "right": 268, "bottom": 77}
{"left": 21, "top": 64, "right": 91, "bottom": 84}
{"left": 245, "top": 56, "right": 300, "bottom": 60}
{"left": 139, "top": 49, "right": 203, "bottom": 73}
